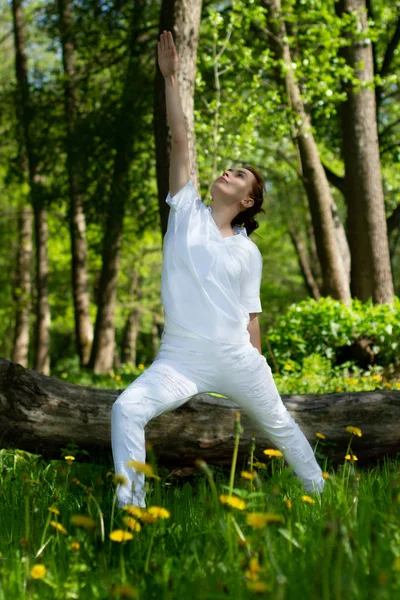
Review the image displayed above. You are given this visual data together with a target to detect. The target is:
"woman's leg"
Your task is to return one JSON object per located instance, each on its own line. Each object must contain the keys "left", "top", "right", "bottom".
{"left": 215, "top": 344, "right": 325, "bottom": 494}
{"left": 111, "top": 359, "right": 201, "bottom": 507}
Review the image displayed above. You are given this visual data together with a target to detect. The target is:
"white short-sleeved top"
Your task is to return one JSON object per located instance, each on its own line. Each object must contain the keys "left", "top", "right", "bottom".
{"left": 161, "top": 179, "right": 263, "bottom": 344}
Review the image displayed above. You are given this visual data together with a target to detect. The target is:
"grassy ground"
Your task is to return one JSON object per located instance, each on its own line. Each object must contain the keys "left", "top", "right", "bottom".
{"left": 1, "top": 424, "right": 400, "bottom": 600}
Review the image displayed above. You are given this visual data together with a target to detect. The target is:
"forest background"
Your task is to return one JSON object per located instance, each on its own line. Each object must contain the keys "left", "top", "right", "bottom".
{"left": 1, "top": 0, "right": 399, "bottom": 382}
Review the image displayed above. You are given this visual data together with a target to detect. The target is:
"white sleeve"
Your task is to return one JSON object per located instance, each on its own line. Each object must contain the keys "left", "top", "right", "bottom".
{"left": 166, "top": 179, "right": 198, "bottom": 212}
{"left": 239, "top": 244, "right": 263, "bottom": 313}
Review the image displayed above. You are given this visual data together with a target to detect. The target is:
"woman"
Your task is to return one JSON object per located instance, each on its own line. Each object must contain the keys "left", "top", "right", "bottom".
{"left": 111, "top": 30, "right": 325, "bottom": 508}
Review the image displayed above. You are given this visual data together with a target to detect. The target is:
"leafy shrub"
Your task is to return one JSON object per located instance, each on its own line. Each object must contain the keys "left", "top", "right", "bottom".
{"left": 266, "top": 296, "right": 400, "bottom": 370}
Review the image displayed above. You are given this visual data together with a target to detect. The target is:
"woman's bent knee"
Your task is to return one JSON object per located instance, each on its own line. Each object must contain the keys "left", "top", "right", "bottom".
{"left": 111, "top": 386, "right": 148, "bottom": 422}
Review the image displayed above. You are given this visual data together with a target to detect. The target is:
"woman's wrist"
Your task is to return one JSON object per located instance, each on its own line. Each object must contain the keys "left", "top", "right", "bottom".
{"left": 164, "top": 73, "right": 178, "bottom": 86}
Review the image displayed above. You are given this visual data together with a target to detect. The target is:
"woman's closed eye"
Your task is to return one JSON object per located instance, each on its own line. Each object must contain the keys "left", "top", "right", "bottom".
{"left": 227, "top": 170, "right": 244, "bottom": 178}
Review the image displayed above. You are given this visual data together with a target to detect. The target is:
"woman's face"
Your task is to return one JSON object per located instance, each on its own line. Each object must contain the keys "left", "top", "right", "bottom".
{"left": 210, "top": 168, "right": 255, "bottom": 209}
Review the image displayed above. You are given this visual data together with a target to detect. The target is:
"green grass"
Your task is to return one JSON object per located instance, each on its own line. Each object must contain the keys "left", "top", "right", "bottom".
{"left": 1, "top": 438, "right": 400, "bottom": 599}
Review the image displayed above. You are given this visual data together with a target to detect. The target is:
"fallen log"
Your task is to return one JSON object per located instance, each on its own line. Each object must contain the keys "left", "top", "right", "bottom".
{"left": 1, "top": 358, "right": 399, "bottom": 469}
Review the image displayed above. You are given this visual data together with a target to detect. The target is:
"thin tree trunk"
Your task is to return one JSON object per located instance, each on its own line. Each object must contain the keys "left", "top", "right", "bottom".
{"left": 331, "top": 198, "right": 351, "bottom": 282}
{"left": 121, "top": 272, "right": 143, "bottom": 365}
{"left": 58, "top": 0, "right": 93, "bottom": 366}
{"left": 88, "top": 2, "right": 148, "bottom": 374}
{"left": 336, "top": 0, "right": 394, "bottom": 303}
{"left": 12, "top": 0, "right": 51, "bottom": 375}
{"left": 12, "top": 205, "right": 33, "bottom": 367}
{"left": 287, "top": 224, "right": 321, "bottom": 300}
{"left": 263, "top": 0, "right": 351, "bottom": 304}
{"left": 33, "top": 197, "right": 50, "bottom": 374}
{"left": 151, "top": 315, "right": 162, "bottom": 360}
{"left": 154, "top": 0, "right": 203, "bottom": 237}
{"left": 305, "top": 212, "right": 322, "bottom": 286}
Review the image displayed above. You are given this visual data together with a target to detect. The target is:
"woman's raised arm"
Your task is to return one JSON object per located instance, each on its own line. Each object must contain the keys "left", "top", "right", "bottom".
{"left": 157, "top": 30, "right": 191, "bottom": 198}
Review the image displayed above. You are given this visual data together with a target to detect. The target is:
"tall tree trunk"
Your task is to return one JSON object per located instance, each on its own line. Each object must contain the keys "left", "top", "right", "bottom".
{"left": 331, "top": 199, "right": 351, "bottom": 282}
{"left": 154, "top": 0, "right": 203, "bottom": 237}
{"left": 263, "top": 0, "right": 351, "bottom": 304}
{"left": 33, "top": 195, "right": 50, "bottom": 374}
{"left": 12, "top": 0, "right": 51, "bottom": 375}
{"left": 12, "top": 204, "right": 33, "bottom": 367}
{"left": 335, "top": 0, "right": 394, "bottom": 303}
{"left": 287, "top": 224, "right": 321, "bottom": 300}
{"left": 151, "top": 315, "right": 162, "bottom": 360}
{"left": 58, "top": 0, "right": 93, "bottom": 366}
{"left": 121, "top": 272, "right": 143, "bottom": 365}
{"left": 88, "top": 2, "right": 148, "bottom": 374}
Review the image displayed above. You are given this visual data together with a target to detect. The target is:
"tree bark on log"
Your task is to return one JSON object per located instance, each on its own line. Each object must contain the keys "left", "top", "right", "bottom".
{"left": 1, "top": 358, "right": 399, "bottom": 469}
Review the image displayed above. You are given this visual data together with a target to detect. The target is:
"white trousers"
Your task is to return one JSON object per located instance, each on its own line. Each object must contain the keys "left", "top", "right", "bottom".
{"left": 111, "top": 329, "right": 325, "bottom": 507}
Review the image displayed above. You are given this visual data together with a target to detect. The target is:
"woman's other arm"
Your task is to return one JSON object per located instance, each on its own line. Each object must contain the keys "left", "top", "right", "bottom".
{"left": 248, "top": 314, "right": 262, "bottom": 354}
{"left": 157, "top": 30, "right": 190, "bottom": 198}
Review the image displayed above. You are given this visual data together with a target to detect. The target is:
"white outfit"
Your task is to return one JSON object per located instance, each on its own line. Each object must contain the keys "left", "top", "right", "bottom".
{"left": 161, "top": 180, "right": 262, "bottom": 344}
{"left": 111, "top": 180, "right": 325, "bottom": 507}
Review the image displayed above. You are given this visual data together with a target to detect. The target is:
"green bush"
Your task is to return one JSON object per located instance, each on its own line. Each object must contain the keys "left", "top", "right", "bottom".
{"left": 266, "top": 295, "right": 400, "bottom": 370}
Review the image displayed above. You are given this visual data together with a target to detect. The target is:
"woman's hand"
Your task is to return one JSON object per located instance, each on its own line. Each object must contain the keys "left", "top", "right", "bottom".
{"left": 157, "top": 30, "right": 179, "bottom": 79}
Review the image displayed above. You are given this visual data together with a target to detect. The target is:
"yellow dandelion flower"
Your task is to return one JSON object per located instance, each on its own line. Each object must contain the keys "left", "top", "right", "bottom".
{"left": 30, "top": 564, "right": 47, "bottom": 579}
{"left": 248, "top": 557, "right": 261, "bottom": 572}
{"left": 263, "top": 448, "right": 283, "bottom": 458}
{"left": 219, "top": 495, "right": 247, "bottom": 510}
{"left": 70, "top": 542, "right": 80, "bottom": 552}
{"left": 70, "top": 515, "right": 96, "bottom": 529}
{"left": 122, "top": 505, "right": 143, "bottom": 519}
{"left": 64, "top": 455, "right": 75, "bottom": 461}
{"left": 301, "top": 495, "right": 315, "bottom": 504}
{"left": 246, "top": 512, "right": 284, "bottom": 528}
{"left": 315, "top": 432, "right": 326, "bottom": 439}
{"left": 50, "top": 521, "right": 67, "bottom": 535}
{"left": 240, "top": 470, "right": 255, "bottom": 480}
{"left": 137, "top": 511, "right": 157, "bottom": 523}
{"left": 115, "top": 375, "right": 122, "bottom": 381}
{"left": 147, "top": 506, "right": 171, "bottom": 519}
{"left": 322, "top": 472, "right": 331, "bottom": 480}
{"left": 247, "top": 581, "right": 271, "bottom": 593}
{"left": 244, "top": 569, "right": 260, "bottom": 581}
{"left": 48, "top": 506, "right": 60, "bottom": 515}
{"left": 371, "top": 375, "right": 382, "bottom": 382}
{"left": 253, "top": 462, "right": 267, "bottom": 469}
{"left": 244, "top": 557, "right": 262, "bottom": 581}
{"left": 345, "top": 454, "right": 358, "bottom": 461}
{"left": 285, "top": 499, "right": 292, "bottom": 509}
{"left": 109, "top": 529, "right": 134, "bottom": 542}
{"left": 345, "top": 426, "right": 362, "bottom": 437}
{"left": 138, "top": 364, "right": 145, "bottom": 370}
{"left": 246, "top": 514, "right": 266, "bottom": 529}
{"left": 361, "top": 377, "right": 367, "bottom": 382}
{"left": 125, "top": 460, "right": 160, "bottom": 480}
{"left": 123, "top": 516, "right": 141, "bottom": 532}
{"left": 113, "top": 475, "right": 128, "bottom": 486}
{"left": 283, "top": 364, "right": 293, "bottom": 371}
